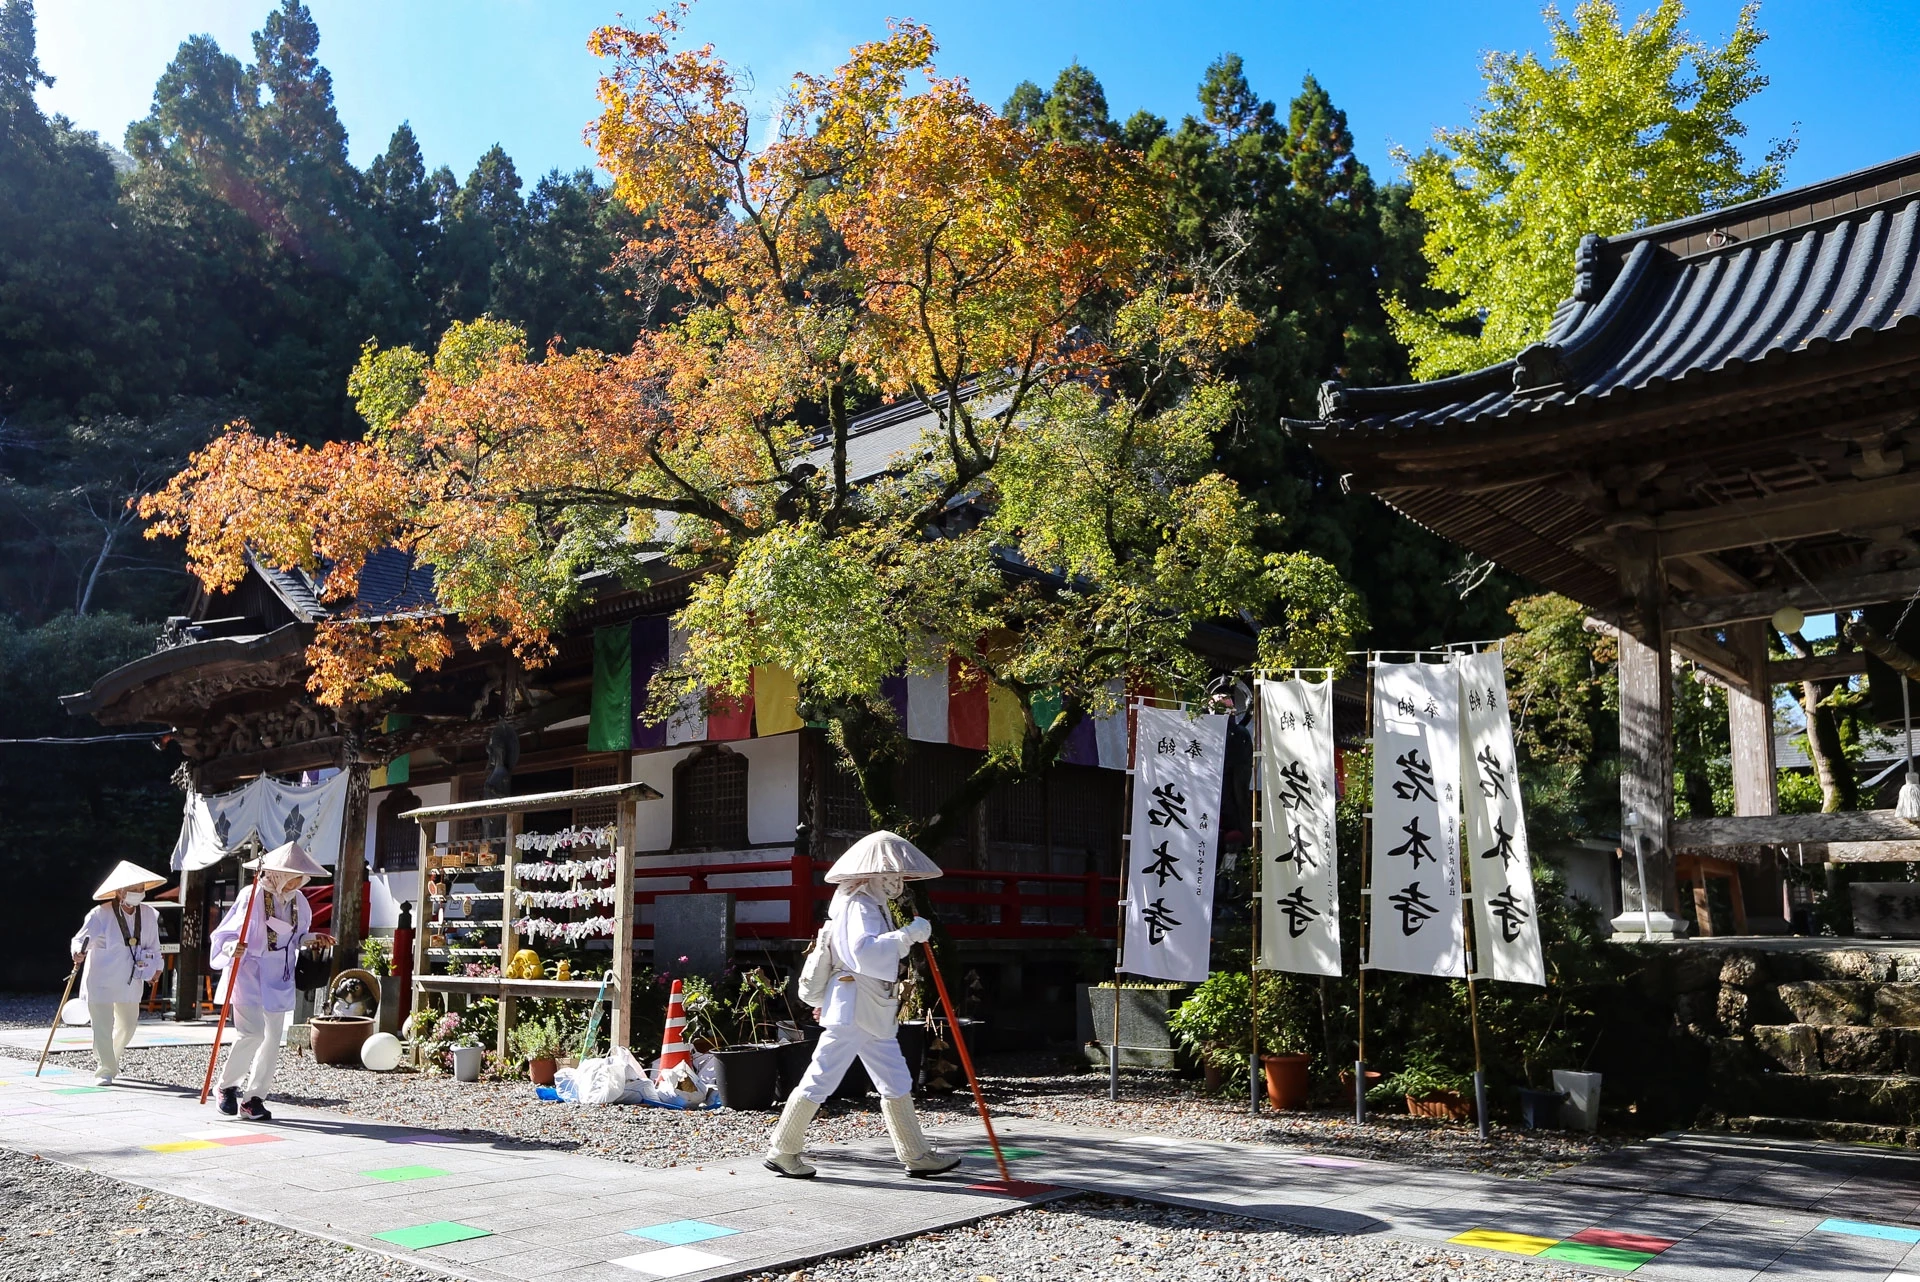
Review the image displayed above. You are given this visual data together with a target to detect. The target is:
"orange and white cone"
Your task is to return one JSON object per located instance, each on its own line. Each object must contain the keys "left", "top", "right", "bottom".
{"left": 654, "top": 979, "right": 699, "bottom": 1098}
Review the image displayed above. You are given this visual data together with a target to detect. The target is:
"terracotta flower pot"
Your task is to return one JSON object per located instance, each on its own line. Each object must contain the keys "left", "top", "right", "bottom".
{"left": 529, "top": 1056, "right": 557, "bottom": 1086}
{"left": 1261, "top": 1053, "right": 1311, "bottom": 1110}
{"left": 1406, "top": 1090, "right": 1471, "bottom": 1120}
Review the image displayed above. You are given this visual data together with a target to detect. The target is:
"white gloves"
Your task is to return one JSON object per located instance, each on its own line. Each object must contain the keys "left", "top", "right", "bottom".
{"left": 899, "top": 916, "right": 933, "bottom": 946}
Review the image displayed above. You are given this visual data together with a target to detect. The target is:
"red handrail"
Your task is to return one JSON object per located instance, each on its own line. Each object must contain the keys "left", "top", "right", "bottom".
{"left": 629, "top": 854, "right": 1117, "bottom": 942}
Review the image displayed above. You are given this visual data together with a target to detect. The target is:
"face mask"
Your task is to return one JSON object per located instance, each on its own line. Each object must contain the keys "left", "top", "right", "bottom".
{"left": 121, "top": 891, "right": 144, "bottom": 906}
{"left": 873, "top": 873, "right": 904, "bottom": 900}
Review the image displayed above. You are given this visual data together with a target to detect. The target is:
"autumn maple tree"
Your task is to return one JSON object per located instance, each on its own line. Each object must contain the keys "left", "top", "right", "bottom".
{"left": 143, "top": 9, "right": 1361, "bottom": 837}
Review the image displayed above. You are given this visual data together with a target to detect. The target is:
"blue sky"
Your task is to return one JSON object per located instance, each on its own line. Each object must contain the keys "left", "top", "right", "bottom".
{"left": 33, "top": 1, "right": 1920, "bottom": 191}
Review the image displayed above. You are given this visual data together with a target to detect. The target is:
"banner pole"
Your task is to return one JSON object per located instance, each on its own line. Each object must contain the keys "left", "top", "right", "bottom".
{"left": 1110, "top": 697, "right": 1137, "bottom": 1103}
{"left": 1464, "top": 875, "right": 1491, "bottom": 1139}
{"left": 1355, "top": 658, "right": 1373, "bottom": 1125}
{"left": 1249, "top": 684, "right": 1262, "bottom": 1115}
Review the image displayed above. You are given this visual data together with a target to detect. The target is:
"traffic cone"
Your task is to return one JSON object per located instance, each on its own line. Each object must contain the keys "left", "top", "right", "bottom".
{"left": 654, "top": 979, "right": 697, "bottom": 1095}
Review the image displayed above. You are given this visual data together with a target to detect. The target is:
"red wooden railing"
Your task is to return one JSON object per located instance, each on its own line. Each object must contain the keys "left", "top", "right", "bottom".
{"left": 630, "top": 853, "right": 1118, "bottom": 942}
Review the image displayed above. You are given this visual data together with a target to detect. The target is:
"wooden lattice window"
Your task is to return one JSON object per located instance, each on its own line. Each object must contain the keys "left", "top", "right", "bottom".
{"left": 823, "top": 763, "right": 870, "bottom": 834}
{"left": 674, "top": 746, "right": 749, "bottom": 851}
{"left": 573, "top": 761, "right": 618, "bottom": 828}
{"left": 374, "top": 789, "right": 421, "bottom": 873}
{"left": 454, "top": 775, "right": 485, "bottom": 841}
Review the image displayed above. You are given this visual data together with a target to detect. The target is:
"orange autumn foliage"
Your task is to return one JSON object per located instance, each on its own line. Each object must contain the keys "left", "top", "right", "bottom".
{"left": 144, "top": 11, "right": 1268, "bottom": 712}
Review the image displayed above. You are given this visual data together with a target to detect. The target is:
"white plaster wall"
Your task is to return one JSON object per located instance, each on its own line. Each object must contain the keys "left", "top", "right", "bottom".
{"left": 365, "top": 780, "right": 450, "bottom": 931}
{"left": 627, "top": 731, "right": 801, "bottom": 852}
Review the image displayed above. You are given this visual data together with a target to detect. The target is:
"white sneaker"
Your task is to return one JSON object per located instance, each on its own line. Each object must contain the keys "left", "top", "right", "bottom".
{"left": 93, "top": 1075, "right": 114, "bottom": 1087}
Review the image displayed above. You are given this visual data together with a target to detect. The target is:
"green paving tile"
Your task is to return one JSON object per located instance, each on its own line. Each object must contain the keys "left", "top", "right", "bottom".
{"left": 362, "top": 1165, "right": 453, "bottom": 1183}
{"left": 967, "top": 1147, "right": 1044, "bottom": 1159}
{"left": 52, "top": 1087, "right": 110, "bottom": 1095}
{"left": 1539, "top": 1241, "right": 1655, "bottom": 1271}
{"left": 372, "top": 1221, "right": 491, "bottom": 1250}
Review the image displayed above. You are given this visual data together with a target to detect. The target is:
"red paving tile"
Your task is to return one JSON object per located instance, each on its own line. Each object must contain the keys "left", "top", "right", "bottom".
{"left": 1569, "top": 1227, "right": 1678, "bottom": 1254}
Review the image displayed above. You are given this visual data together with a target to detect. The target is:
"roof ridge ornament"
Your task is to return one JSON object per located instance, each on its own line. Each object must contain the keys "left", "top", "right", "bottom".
{"left": 1511, "top": 342, "right": 1571, "bottom": 398}
{"left": 1317, "top": 379, "right": 1349, "bottom": 421}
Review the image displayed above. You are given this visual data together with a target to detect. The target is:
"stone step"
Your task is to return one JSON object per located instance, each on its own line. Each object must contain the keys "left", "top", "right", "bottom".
{"left": 1728, "top": 1114, "right": 1918, "bottom": 1148}
{"left": 1769, "top": 979, "right": 1920, "bottom": 1026}
{"left": 1748, "top": 1071, "right": 1920, "bottom": 1126}
{"left": 1753, "top": 1024, "right": 1920, "bottom": 1074}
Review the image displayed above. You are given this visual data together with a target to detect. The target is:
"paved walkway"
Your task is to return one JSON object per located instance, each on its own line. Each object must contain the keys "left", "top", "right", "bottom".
{"left": 0, "top": 1013, "right": 234, "bottom": 1054}
{"left": 3, "top": 1051, "right": 1919, "bottom": 1281}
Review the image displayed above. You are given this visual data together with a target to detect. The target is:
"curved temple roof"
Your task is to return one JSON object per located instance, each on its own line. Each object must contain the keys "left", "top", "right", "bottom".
{"left": 1319, "top": 153, "right": 1920, "bottom": 434}
{"left": 1308, "top": 152, "right": 1920, "bottom": 620}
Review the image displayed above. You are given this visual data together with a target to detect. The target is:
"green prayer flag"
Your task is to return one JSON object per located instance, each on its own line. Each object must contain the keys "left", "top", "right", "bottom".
{"left": 587, "top": 622, "right": 634, "bottom": 752}
{"left": 386, "top": 754, "right": 410, "bottom": 785}
{"left": 1031, "top": 688, "right": 1064, "bottom": 733}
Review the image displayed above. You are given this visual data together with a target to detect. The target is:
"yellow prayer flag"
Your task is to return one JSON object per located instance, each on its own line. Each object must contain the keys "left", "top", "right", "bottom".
{"left": 753, "top": 665, "right": 804, "bottom": 736}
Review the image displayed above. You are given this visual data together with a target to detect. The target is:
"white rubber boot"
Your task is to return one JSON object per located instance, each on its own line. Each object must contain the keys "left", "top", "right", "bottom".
{"left": 763, "top": 1093, "right": 820, "bottom": 1178}
{"left": 880, "top": 1094, "right": 962, "bottom": 1177}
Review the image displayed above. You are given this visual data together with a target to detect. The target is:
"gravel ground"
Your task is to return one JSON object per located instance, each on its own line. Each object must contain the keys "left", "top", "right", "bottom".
{"left": 0, "top": 1145, "right": 443, "bottom": 1281}
{"left": 0, "top": 992, "right": 58, "bottom": 1030}
{"left": 18, "top": 1038, "right": 1619, "bottom": 1178}
{"left": 740, "top": 1194, "right": 1586, "bottom": 1282}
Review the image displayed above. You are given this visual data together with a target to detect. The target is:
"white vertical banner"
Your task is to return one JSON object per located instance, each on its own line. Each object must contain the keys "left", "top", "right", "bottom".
{"left": 1367, "top": 659, "right": 1465, "bottom": 978}
{"left": 1122, "top": 702, "right": 1229, "bottom": 983}
{"left": 1459, "top": 649, "right": 1546, "bottom": 985}
{"left": 1256, "top": 678, "right": 1341, "bottom": 976}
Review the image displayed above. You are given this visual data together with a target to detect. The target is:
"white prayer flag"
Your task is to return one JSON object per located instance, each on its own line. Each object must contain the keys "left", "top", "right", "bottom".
{"left": 1459, "top": 649, "right": 1546, "bottom": 985}
{"left": 1122, "top": 702, "right": 1228, "bottom": 983}
{"left": 171, "top": 771, "right": 351, "bottom": 872}
{"left": 1367, "top": 659, "right": 1465, "bottom": 978}
{"left": 1256, "top": 678, "right": 1341, "bottom": 976}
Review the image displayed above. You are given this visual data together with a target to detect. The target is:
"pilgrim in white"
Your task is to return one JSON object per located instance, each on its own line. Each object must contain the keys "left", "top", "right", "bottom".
{"left": 764, "top": 831, "right": 961, "bottom": 1179}
{"left": 69, "top": 860, "right": 167, "bottom": 1085}
{"left": 209, "top": 841, "right": 335, "bottom": 1120}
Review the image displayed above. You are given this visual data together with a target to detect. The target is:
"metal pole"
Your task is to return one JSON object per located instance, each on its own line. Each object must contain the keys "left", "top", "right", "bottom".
{"left": 1633, "top": 827, "right": 1653, "bottom": 939}
{"left": 1355, "top": 658, "right": 1374, "bottom": 1125}
{"left": 1467, "top": 963, "right": 1490, "bottom": 1140}
{"left": 1249, "top": 689, "right": 1262, "bottom": 1115}
{"left": 1111, "top": 698, "right": 1137, "bottom": 1103}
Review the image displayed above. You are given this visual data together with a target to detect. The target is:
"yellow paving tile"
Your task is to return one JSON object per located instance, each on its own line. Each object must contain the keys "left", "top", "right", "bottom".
{"left": 1449, "top": 1228, "right": 1562, "bottom": 1256}
{"left": 143, "top": 1140, "right": 222, "bottom": 1153}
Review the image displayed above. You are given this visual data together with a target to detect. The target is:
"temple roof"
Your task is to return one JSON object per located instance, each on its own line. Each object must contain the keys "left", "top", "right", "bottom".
{"left": 1318, "top": 151, "right": 1920, "bottom": 434}
{"left": 1307, "top": 151, "right": 1920, "bottom": 621}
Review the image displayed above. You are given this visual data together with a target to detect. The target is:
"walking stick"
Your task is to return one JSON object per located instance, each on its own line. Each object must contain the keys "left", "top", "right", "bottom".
{"left": 199, "top": 871, "right": 258, "bottom": 1105}
{"left": 36, "top": 948, "right": 84, "bottom": 1077}
{"left": 920, "top": 940, "right": 1011, "bottom": 1185}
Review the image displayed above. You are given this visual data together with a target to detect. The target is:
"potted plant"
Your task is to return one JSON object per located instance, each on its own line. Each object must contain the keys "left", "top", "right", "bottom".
{"left": 450, "top": 1034, "right": 484, "bottom": 1082}
{"left": 1377, "top": 1053, "right": 1473, "bottom": 1120}
{"left": 1167, "top": 972, "right": 1316, "bottom": 1109}
{"left": 712, "top": 968, "right": 781, "bottom": 1110}
{"left": 510, "top": 1016, "right": 565, "bottom": 1086}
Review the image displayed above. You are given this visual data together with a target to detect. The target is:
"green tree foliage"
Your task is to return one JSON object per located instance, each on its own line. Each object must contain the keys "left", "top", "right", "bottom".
{"left": 1387, "top": 0, "right": 1794, "bottom": 377}
{"left": 0, "top": 613, "right": 183, "bottom": 990}
{"left": 1009, "top": 55, "right": 1521, "bottom": 650}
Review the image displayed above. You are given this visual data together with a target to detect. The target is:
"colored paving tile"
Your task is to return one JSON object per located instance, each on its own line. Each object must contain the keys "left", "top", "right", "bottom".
{"left": 1448, "top": 1229, "right": 1561, "bottom": 1256}
{"left": 372, "top": 1221, "right": 492, "bottom": 1250}
{"left": 967, "top": 1147, "right": 1044, "bottom": 1159}
{"left": 610, "top": 1246, "right": 737, "bottom": 1277}
{"left": 1539, "top": 1241, "right": 1656, "bottom": 1271}
{"left": 1569, "top": 1228, "right": 1678, "bottom": 1254}
{"left": 362, "top": 1165, "right": 452, "bottom": 1183}
{"left": 144, "top": 1140, "right": 222, "bottom": 1153}
{"left": 1816, "top": 1218, "right": 1920, "bottom": 1244}
{"left": 184, "top": 1130, "right": 284, "bottom": 1146}
{"left": 966, "top": 1179, "right": 1057, "bottom": 1197}
{"left": 626, "top": 1220, "right": 739, "bottom": 1246}
{"left": 52, "top": 1087, "right": 110, "bottom": 1095}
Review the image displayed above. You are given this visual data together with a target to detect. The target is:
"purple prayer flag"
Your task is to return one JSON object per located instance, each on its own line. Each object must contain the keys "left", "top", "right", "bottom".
{"left": 1062, "top": 715, "right": 1100, "bottom": 766}
{"left": 631, "top": 615, "right": 671, "bottom": 750}
{"left": 881, "top": 671, "right": 910, "bottom": 724}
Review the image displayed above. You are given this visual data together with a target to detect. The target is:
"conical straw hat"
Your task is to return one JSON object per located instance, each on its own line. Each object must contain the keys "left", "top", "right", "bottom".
{"left": 241, "top": 840, "right": 330, "bottom": 878}
{"left": 823, "top": 830, "right": 942, "bottom": 883}
{"left": 92, "top": 860, "right": 167, "bottom": 901}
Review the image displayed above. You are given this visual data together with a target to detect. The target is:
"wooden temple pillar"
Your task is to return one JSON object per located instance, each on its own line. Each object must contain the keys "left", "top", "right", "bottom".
{"left": 1615, "top": 624, "right": 1691, "bottom": 938}
{"left": 174, "top": 863, "right": 207, "bottom": 1021}
{"left": 1725, "top": 621, "right": 1790, "bottom": 932}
